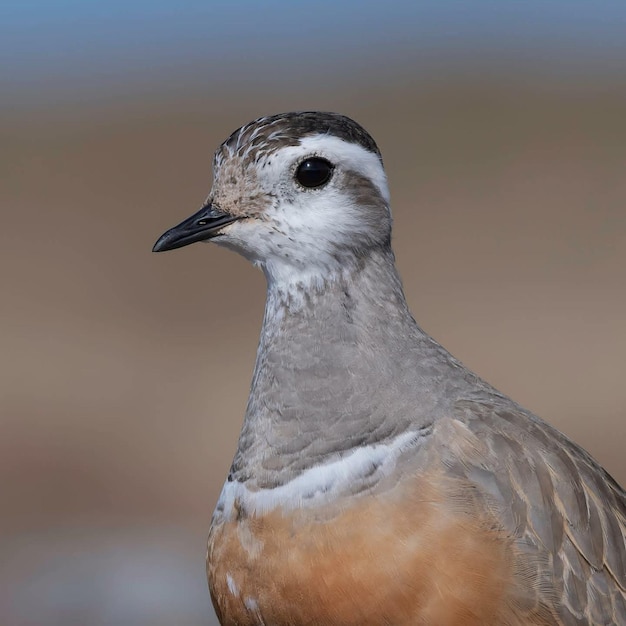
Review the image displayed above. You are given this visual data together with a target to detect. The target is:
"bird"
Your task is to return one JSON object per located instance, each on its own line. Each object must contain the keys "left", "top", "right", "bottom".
{"left": 153, "top": 111, "right": 626, "bottom": 625}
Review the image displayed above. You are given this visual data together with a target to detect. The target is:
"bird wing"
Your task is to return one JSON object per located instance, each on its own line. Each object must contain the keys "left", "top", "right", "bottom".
{"left": 448, "top": 399, "right": 626, "bottom": 625}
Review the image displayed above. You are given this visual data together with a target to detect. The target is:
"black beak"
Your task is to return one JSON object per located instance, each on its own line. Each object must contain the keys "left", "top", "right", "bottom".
{"left": 152, "top": 204, "right": 239, "bottom": 252}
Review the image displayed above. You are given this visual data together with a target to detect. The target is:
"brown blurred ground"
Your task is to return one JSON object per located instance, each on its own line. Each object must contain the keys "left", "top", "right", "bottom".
{"left": 1, "top": 79, "right": 625, "bottom": 625}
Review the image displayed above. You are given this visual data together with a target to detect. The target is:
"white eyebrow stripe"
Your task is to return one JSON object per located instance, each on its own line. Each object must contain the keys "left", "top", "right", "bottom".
{"left": 268, "top": 135, "right": 390, "bottom": 205}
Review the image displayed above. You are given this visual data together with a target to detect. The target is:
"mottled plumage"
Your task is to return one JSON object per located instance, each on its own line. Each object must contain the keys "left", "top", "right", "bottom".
{"left": 154, "top": 112, "right": 626, "bottom": 625}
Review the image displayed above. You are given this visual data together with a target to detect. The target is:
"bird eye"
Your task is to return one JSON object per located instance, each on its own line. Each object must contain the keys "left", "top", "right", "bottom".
{"left": 295, "top": 158, "right": 334, "bottom": 188}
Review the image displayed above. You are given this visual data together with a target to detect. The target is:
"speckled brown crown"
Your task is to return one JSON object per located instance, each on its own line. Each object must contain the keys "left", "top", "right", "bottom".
{"left": 215, "top": 111, "right": 382, "bottom": 166}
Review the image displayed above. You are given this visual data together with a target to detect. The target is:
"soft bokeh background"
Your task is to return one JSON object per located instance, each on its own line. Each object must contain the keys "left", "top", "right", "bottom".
{"left": 2, "top": 2, "right": 625, "bottom": 624}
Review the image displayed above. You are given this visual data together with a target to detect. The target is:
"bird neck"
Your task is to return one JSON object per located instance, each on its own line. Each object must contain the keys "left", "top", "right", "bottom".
{"left": 228, "top": 247, "right": 473, "bottom": 489}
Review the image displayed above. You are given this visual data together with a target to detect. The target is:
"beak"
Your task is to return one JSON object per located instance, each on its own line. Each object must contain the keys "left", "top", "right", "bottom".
{"left": 152, "top": 203, "right": 239, "bottom": 252}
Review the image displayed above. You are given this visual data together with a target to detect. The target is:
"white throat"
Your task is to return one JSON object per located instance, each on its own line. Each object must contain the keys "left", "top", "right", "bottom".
{"left": 214, "top": 135, "right": 392, "bottom": 300}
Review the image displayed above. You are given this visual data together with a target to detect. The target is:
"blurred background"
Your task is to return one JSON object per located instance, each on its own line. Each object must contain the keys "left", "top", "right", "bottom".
{"left": 2, "top": 1, "right": 625, "bottom": 624}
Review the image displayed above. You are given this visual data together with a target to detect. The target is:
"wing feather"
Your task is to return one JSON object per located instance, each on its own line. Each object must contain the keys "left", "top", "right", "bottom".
{"left": 452, "top": 400, "right": 626, "bottom": 625}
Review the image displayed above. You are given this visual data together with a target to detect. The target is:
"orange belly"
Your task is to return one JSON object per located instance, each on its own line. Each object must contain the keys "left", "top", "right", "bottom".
{"left": 207, "top": 473, "right": 545, "bottom": 626}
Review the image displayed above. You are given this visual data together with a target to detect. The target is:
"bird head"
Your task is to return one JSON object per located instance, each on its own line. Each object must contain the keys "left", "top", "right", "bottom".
{"left": 153, "top": 112, "right": 392, "bottom": 287}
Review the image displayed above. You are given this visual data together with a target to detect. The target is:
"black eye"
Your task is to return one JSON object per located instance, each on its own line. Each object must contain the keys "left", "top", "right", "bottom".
{"left": 295, "top": 158, "right": 334, "bottom": 188}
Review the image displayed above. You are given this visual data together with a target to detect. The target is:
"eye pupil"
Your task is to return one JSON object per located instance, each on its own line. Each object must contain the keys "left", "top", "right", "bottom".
{"left": 295, "top": 158, "right": 333, "bottom": 188}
